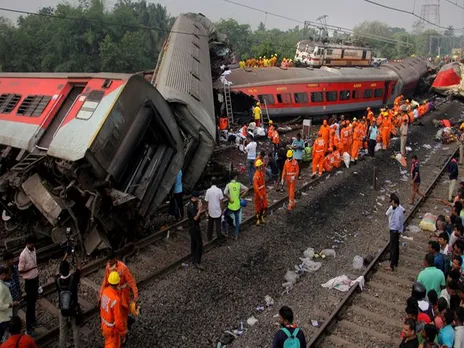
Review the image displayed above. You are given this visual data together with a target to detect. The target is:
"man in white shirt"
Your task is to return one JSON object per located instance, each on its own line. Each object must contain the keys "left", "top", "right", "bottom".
{"left": 456, "top": 307, "right": 464, "bottom": 348}
{"left": 385, "top": 194, "right": 405, "bottom": 271}
{"left": 0, "top": 266, "right": 16, "bottom": 340}
{"left": 400, "top": 118, "right": 408, "bottom": 156}
{"left": 205, "top": 178, "right": 225, "bottom": 242}
{"left": 18, "top": 235, "right": 39, "bottom": 337}
{"left": 245, "top": 136, "right": 257, "bottom": 186}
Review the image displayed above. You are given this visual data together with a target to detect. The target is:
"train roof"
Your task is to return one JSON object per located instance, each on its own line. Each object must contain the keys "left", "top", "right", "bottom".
{"left": 296, "top": 40, "right": 370, "bottom": 51}
{"left": 0, "top": 72, "right": 132, "bottom": 80}
{"left": 224, "top": 66, "right": 398, "bottom": 88}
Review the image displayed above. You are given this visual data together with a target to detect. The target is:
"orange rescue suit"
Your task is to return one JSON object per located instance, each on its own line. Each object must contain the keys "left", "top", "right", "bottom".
{"left": 272, "top": 130, "right": 280, "bottom": 145}
{"left": 267, "top": 125, "right": 275, "bottom": 139}
{"left": 253, "top": 169, "right": 268, "bottom": 214}
{"left": 100, "top": 261, "right": 138, "bottom": 331}
{"left": 312, "top": 137, "right": 326, "bottom": 176}
{"left": 340, "top": 127, "right": 350, "bottom": 154}
{"left": 319, "top": 124, "right": 330, "bottom": 152}
{"left": 101, "top": 286, "right": 126, "bottom": 348}
{"left": 324, "top": 152, "right": 335, "bottom": 173}
{"left": 282, "top": 158, "right": 299, "bottom": 211}
{"left": 351, "top": 125, "right": 364, "bottom": 161}
{"left": 367, "top": 110, "right": 375, "bottom": 125}
{"left": 381, "top": 118, "right": 392, "bottom": 149}
{"left": 333, "top": 150, "right": 342, "bottom": 168}
{"left": 329, "top": 129, "right": 339, "bottom": 152}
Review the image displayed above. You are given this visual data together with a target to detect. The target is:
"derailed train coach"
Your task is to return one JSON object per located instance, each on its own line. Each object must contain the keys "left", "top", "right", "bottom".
{"left": 0, "top": 14, "right": 227, "bottom": 253}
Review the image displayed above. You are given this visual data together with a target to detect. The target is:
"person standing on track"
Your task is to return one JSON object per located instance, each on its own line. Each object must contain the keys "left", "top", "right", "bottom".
{"left": 245, "top": 135, "right": 257, "bottom": 186}
{"left": 272, "top": 306, "right": 306, "bottom": 348}
{"left": 272, "top": 126, "right": 281, "bottom": 157}
{"left": 448, "top": 158, "right": 459, "bottom": 203}
{"left": 368, "top": 122, "right": 378, "bottom": 157}
{"left": 100, "top": 271, "right": 126, "bottom": 348}
{"left": 410, "top": 155, "right": 425, "bottom": 205}
{"left": 400, "top": 118, "right": 409, "bottom": 157}
{"left": 267, "top": 120, "right": 275, "bottom": 142}
{"left": 0, "top": 266, "right": 16, "bottom": 340}
{"left": 186, "top": 192, "right": 204, "bottom": 269}
{"left": 281, "top": 150, "right": 299, "bottom": 212}
{"left": 99, "top": 250, "right": 138, "bottom": 338}
{"left": 385, "top": 193, "right": 405, "bottom": 272}
{"left": 291, "top": 133, "right": 305, "bottom": 179}
{"left": 253, "top": 160, "right": 268, "bottom": 225}
{"left": 275, "top": 147, "right": 286, "bottom": 192}
{"left": 18, "top": 235, "right": 39, "bottom": 337}
{"left": 312, "top": 132, "right": 325, "bottom": 177}
{"left": 223, "top": 172, "right": 248, "bottom": 240}
{"left": 205, "top": 178, "right": 224, "bottom": 242}
{"left": 3, "top": 251, "right": 21, "bottom": 317}
{"left": 173, "top": 170, "right": 184, "bottom": 221}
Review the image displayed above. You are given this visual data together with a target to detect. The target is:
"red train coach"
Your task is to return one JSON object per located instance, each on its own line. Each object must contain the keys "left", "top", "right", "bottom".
{"left": 226, "top": 57, "right": 428, "bottom": 118}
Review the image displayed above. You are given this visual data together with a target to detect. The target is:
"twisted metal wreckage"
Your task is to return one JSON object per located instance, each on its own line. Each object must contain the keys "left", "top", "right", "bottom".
{"left": 0, "top": 14, "right": 232, "bottom": 253}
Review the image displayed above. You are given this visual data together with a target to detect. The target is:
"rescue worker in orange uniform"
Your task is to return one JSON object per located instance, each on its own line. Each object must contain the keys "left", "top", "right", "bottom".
{"left": 333, "top": 148, "right": 342, "bottom": 168}
{"left": 100, "top": 250, "right": 138, "bottom": 333}
{"left": 381, "top": 115, "right": 392, "bottom": 150}
{"left": 347, "top": 120, "right": 353, "bottom": 154}
{"left": 319, "top": 120, "right": 330, "bottom": 152}
{"left": 272, "top": 126, "right": 280, "bottom": 156}
{"left": 101, "top": 271, "right": 126, "bottom": 348}
{"left": 324, "top": 149, "right": 335, "bottom": 173}
{"left": 367, "top": 107, "right": 374, "bottom": 125}
{"left": 312, "top": 131, "right": 326, "bottom": 177}
{"left": 351, "top": 122, "right": 364, "bottom": 163}
{"left": 340, "top": 122, "right": 350, "bottom": 155}
{"left": 267, "top": 120, "right": 275, "bottom": 141}
{"left": 329, "top": 126, "right": 339, "bottom": 152}
{"left": 394, "top": 95, "right": 403, "bottom": 108}
{"left": 281, "top": 150, "right": 299, "bottom": 211}
{"left": 253, "top": 159, "right": 268, "bottom": 225}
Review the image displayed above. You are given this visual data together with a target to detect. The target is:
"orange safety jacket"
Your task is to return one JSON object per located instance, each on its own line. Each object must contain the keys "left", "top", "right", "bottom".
{"left": 333, "top": 150, "right": 342, "bottom": 168}
{"left": 100, "top": 286, "right": 126, "bottom": 337}
{"left": 253, "top": 169, "right": 267, "bottom": 199}
{"left": 319, "top": 125, "right": 330, "bottom": 142}
{"left": 100, "top": 261, "right": 138, "bottom": 309}
{"left": 267, "top": 125, "right": 275, "bottom": 139}
{"left": 340, "top": 128, "right": 350, "bottom": 145}
{"left": 282, "top": 159, "right": 299, "bottom": 182}
{"left": 313, "top": 137, "right": 325, "bottom": 156}
{"left": 367, "top": 111, "right": 374, "bottom": 124}
{"left": 272, "top": 130, "right": 280, "bottom": 145}
{"left": 354, "top": 126, "right": 364, "bottom": 141}
{"left": 329, "top": 130, "right": 339, "bottom": 150}
{"left": 324, "top": 153, "right": 335, "bottom": 172}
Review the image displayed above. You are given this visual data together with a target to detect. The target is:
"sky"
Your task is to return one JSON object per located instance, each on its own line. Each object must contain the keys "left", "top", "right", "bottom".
{"left": 2, "top": 0, "right": 464, "bottom": 33}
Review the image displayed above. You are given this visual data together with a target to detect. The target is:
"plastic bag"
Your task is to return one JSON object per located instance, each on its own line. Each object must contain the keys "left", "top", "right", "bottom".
{"left": 284, "top": 270, "right": 299, "bottom": 285}
{"left": 303, "top": 247, "right": 315, "bottom": 259}
{"left": 375, "top": 143, "right": 382, "bottom": 152}
{"left": 419, "top": 213, "right": 437, "bottom": 232}
{"left": 300, "top": 260, "right": 322, "bottom": 273}
{"left": 320, "top": 249, "right": 336, "bottom": 258}
{"left": 407, "top": 225, "right": 422, "bottom": 233}
{"left": 353, "top": 255, "right": 364, "bottom": 270}
{"left": 395, "top": 154, "right": 407, "bottom": 167}
{"left": 342, "top": 152, "right": 350, "bottom": 168}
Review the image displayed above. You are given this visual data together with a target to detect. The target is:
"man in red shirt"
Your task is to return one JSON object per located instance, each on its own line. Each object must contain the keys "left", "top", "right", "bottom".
{"left": 1, "top": 316, "right": 37, "bottom": 348}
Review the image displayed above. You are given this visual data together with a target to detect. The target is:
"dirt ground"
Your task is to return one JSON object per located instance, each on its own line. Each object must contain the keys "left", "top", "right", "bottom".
{"left": 79, "top": 100, "right": 464, "bottom": 348}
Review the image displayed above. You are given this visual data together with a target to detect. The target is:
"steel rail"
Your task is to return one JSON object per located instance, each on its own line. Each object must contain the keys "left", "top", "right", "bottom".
{"left": 307, "top": 145, "right": 459, "bottom": 347}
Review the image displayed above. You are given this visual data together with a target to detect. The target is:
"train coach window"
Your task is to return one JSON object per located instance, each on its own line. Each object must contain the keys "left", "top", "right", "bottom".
{"left": 363, "top": 89, "right": 373, "bottom": 99}
{"left": 276, "top": 93, "right": 292, "bottom": 104}
{"left": 16, "top": 95, "right": 51, "bottom": 117}
{"left": 374, "top": 88, "right": 384, "bottom": 98}
{"left": 351, "top": 90, "right": 361, "bottom": 100}
{"left": 326, "top": 49, "right": 333, "bottom": 56}
{"left": 76, "top": 90, "right": 104, "bottom": 120}
{"left": 339, "top": 90, "right": 350, "bottom": 101}
{"left": 325, "top": 91, "right": 338, "bottom": 102}
{"left": 258, "top": 94, "right": 275, "bottom": 105}
{"left": 310, "top": 92, "right": 324, "bottom": 103}
{"left": 294, "top": 92, "right": 308, "bottom": 104}
{"left": 0, "top": 94, "right": 21, "bottom": 114}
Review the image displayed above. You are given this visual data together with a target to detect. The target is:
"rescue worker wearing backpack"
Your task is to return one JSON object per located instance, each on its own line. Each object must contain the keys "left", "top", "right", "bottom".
{"left": 55, "top": 254, "right": 81, "bottom": 348}
{"left": 101, "top": 271, "right": 126, "bottom": 348}
{"left": 99, "top": 250, "right": 138, "bottom": 336}
{"left": 272, "top": 306, "right": 306, "bottom": 348}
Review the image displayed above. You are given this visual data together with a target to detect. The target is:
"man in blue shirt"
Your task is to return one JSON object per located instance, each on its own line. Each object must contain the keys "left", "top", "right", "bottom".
{"left": 291, "top": 133, "right": 305, "bottom": 179}
{"left": 438, "top": 309, "right": 455, "bottom": 347}
{"left": 428, "top": 240, "right": 446, "bottom": 274}
{"left": 3, "top": 251, "right": 20, "bottom": 316}
{"left": 385, "top": 193, "right": 405, "bottom": 271}
{"left": 368, "top": 122, "right": 378, "bottom": 157}
{"left": 173, "top": 170, "right": 184, "bottom": 220}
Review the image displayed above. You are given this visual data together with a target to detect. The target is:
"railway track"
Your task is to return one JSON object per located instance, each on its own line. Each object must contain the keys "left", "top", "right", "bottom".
{"left": 309, "top": 146, "right": 460, "bottom": 347}
{"left": 35, "top": 155, "right": 331, "bottom": 347}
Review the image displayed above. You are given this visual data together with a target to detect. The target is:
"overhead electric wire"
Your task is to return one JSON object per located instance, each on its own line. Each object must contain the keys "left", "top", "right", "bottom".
{"left": 364, "top": 0, "right": 463, "bottom": 31}
{"left": 444, "top": 0, "right": 464, "bottom": 11}
{"left": 219, "top": 0, "right": 414, "bottom": 47}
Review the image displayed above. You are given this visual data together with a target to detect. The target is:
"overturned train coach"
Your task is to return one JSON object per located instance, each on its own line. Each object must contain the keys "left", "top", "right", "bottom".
{"left": 0, "top": 13, "right": 226, "bottom": 253}
{"left": 225, "top": 57, "right": 431, "bottom": 118}
{"left": 431, "top": 61, "right": 464, "bottom": 97}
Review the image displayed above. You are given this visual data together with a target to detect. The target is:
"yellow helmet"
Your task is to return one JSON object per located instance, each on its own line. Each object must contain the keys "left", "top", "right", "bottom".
{"left": 353, "top": 117, "right": 357, "bottom": 121}
{"left": 255, "top": 159, "right": 264, "bottom": 167}
{"left": 286, "top": 150, "right": 293, "bottom": 158}
{"left": 460, "top": 123, "right": 464, "bottom": 130}
{"left": 108, "top": 271, "right": 120, "bottom": 285}
{"left": 269, "top": 120, "right": 273, "bottom": 124}
{"left": 130, "top": 301, "right": 140, "bottom": 316}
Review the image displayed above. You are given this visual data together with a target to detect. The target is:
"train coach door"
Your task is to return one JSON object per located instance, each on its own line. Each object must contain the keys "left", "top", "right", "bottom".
{"left": 383, "top": 81, "right": 394, "bottom": 105}
{"left": 36, "top": 85, "right": 85, "bottom": 150}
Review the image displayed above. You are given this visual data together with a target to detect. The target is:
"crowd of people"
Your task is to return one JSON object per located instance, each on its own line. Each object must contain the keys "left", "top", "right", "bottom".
{"left": 238, "top": 55, "right": 295, "bottom": 69}
{"left": 0, "top": 234, "right": 139, "bottom": 348}
{"left": 386, "top": 167, "right": 464, "bottom": 347}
